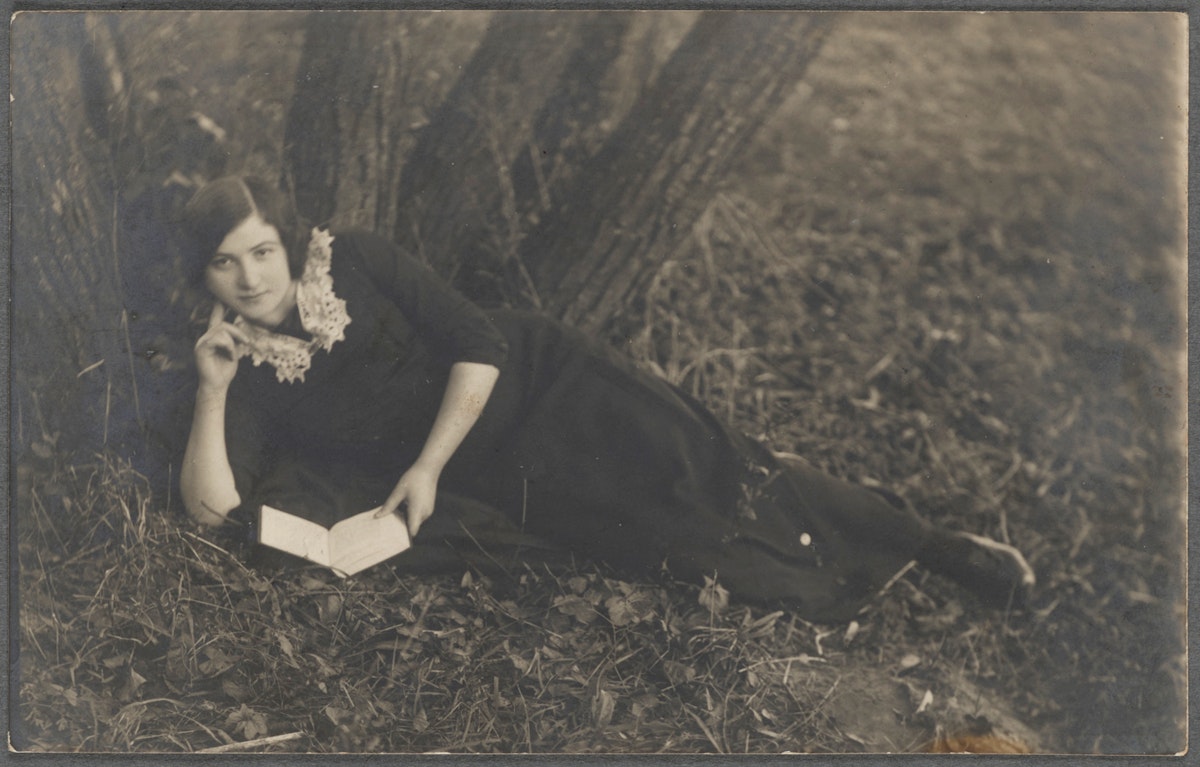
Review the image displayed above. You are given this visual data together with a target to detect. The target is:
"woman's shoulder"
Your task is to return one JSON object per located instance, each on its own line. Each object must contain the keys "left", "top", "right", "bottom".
{"left": 323, "top": 228, "right": 401, "bottom": 279}
{"left": 327, "top": 228, "right": 396, "bottom": 253}
{"left": 329, "top": 228, "right": 420, "bottom": 271}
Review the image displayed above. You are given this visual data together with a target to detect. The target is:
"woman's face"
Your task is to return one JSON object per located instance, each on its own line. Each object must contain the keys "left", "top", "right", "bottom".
{"left": 205, "top": 214, "right": 298, "bottom": 329}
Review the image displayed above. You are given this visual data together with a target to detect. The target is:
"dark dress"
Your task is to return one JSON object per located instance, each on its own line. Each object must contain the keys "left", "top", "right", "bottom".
{"left": 223, "top": 230, "right": 932, "bottom": 623}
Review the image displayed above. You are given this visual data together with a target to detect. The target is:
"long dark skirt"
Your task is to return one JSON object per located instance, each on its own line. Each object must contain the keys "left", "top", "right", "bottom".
{"left": 236, "top": 311, "right": 932, "bottom": 624}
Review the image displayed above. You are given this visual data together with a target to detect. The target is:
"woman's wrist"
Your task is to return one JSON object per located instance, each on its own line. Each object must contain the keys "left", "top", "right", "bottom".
{"left": 190, "top": 502, "right": 231, "bottom": 527}
{"left": 410, "top": 457, "right": 445, "bottom": 478}
{"left": 195, "top": 382, "right": 230, "bottom": 406}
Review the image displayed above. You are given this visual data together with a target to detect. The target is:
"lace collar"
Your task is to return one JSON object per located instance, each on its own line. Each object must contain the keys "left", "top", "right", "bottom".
{"left": 234, "top": 228, "right": 351, "bottom": 383}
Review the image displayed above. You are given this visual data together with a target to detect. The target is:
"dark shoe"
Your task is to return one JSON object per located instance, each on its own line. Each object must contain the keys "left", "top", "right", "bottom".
{"left": 934, "top": 532, "right": 1036, "bottom": 609}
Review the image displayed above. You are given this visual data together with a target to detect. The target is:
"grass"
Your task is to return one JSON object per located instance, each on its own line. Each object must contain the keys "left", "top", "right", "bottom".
{"left": 15, "top": 452, "right": 886, "bottom": 753}
{"left": 13, "top": 10, "right": 1187, "bottom": 755}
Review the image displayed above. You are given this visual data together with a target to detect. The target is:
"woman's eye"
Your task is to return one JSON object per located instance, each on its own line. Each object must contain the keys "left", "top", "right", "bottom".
{"left": 209, "top": 256, "right": 232, "bottom": 269}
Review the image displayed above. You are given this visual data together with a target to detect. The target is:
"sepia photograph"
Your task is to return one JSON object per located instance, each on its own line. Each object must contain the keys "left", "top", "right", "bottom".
{"left": 9, "top": 8, "right": 1188, "bottom": 755}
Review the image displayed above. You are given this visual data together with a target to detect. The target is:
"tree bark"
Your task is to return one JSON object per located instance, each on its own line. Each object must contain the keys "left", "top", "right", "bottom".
{"left": 519, "top": 12, "right": 834, "bottom": 332}
{"left": 12, "top": 15, "right": 121, "bottom": 398}
{"left": 511, "top": 13, "right": 634, "bottom": 228}
{"left": 12, "top": 14, "right": 132, "bottom": 443}
{"left": 13, "top": 14, "right": 219, "bottom": 462}
{"left": 282, "top": 10, "right": 832, "bottom": 331}
{"left": 390, "top": 11, "right": 590, "bottom": 284}
{"left": 459, "top": 12, "right": 637, "bottom": 307}
{"left": 283, "top": 12, "right": 406, "bottom": 230}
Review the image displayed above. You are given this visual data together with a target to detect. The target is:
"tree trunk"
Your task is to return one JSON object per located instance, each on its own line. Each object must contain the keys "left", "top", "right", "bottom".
{"left": 390, "top": 11, "right": 591, "bottom": 284}
{"left": 12, "top": 14, "right": 128, "bottom": 444}
{"left": 282, "top": 10, "right": 832, "bottom": 330}
{"left": 465, "top": 12, "right": 638, "bottom": 307}
{"left": 13, "top": 13, "right": 217, "bottom": 466}
{"left": 283, "top": 12, "right": 407, "bottom": 230}
{"left": 511, "top": 13, "right": 634, "bottom": 228}
{"left": 520, "top": 12, "right": 834, "bottom": 332}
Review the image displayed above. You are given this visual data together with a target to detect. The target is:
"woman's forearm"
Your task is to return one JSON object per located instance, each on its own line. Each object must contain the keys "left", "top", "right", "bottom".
{"left": 413, "top": 361, "right": 500, "bottom": 475}
{"left": 375, "top": 361, "right": 499, "bottom": 530}
{"left": 180, "top": 384, "right": 242, "bottom": 525}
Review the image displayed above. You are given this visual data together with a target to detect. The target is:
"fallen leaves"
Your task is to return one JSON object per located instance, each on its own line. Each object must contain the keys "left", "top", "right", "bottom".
{"left": 552, "top": 594, "right": 599, "bottom": 624}
{"left": 897, "top": 653, "right": 922, "bottom": 674}
{"left": 843, "top": 620, "right": 860, "bottom": 644}
{"left": 591, "top": 688, "right": 616, "bottom": 727}
{"left": 661, "top": 659, "right": 697, "bottom": 687}
{"left": 915, "top": 688, "right": 934, "bottom": 714}
{"left": 698, "top": 575, "right": 729, "bottom": 614}
{"left": 225, "top": 704, "right": 269, "bottom": 741}
{"left": 605, "top": 588, "right": 656, "bottom": 628}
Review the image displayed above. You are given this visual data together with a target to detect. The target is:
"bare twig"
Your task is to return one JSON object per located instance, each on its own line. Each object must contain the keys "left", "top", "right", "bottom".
{"left": 77, "top": 359, "right": 105, "bottom": 377}
{"left": 196, "top": 731, "right": 305, "bottom": 753}
{"left": 876, "top": 560, "right": 919, "bottom": 600}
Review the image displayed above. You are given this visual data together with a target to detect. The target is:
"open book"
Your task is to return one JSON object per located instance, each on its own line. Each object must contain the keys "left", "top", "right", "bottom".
{"left": 258, "top": 504, "right": 412, "bottom": 577}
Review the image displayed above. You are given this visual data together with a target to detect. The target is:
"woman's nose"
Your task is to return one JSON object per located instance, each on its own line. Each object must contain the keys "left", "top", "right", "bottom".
{"left": 237, "top": 263, "right": 260, "bottom": 289}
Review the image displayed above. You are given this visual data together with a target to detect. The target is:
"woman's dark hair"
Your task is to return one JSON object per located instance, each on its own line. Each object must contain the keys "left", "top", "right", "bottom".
{"left": 179, "top": 176, "right": 308, "bottom": 283}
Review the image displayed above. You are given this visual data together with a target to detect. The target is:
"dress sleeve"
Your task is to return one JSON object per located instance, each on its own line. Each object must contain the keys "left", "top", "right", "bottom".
{"left": 223, "top": 383, "right": 269, "bottom": 505}
{"left": 339, "top": 230, "right": 509, "bottom": 367}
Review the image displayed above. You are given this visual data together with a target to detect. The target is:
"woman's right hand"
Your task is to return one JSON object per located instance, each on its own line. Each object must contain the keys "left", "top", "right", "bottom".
{"left": 194, "top": 302, "right": 249, "bottom": 390}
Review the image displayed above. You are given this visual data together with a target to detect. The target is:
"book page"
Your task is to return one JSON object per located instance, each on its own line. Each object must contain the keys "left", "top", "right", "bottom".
{"left": 327, "top": 507, "right": 412, "bottom": 577}
{"left": 259, "top": 505, "right": 332, "bottom": 566}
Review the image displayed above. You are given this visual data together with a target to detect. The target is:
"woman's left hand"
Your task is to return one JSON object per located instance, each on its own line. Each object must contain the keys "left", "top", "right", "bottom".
{"left": 372, "top": 362, "right": 499, "bottom": 538}
{"left": 377, "top": 464, "right": 440, "bottom": 538}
